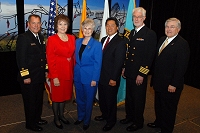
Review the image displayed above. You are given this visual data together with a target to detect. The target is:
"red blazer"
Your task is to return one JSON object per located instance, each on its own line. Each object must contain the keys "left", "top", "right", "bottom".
{"left": 46, "top": 34, "right": 75, "bottom": 80}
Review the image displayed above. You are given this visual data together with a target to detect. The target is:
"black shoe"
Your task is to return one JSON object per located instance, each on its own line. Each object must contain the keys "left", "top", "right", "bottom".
{"left": 26, "top": 125, "right": 43, "bottom": 132}
{"left": 120, "top": 118, "right": 132, "bottom": 124}
{"left": 72, "top": 100, "right": 77, "bottom": 105}
{"left": 156, "top": 130, "right": 161, "bottom": 133}
{"left": 74, "top": 120, "right": 83, "bottom": 125}
{"left": 102, "top": 124, "right": 114, "bottom": 131}
{"left": 93, "top": 102, "right": 99, "bottom": 107}
{"left": 36, "top": 119, "right": 48, "bottom": 125}
{"left": 147, "top": 123, "right": 160, "bottom": 128}
{"left": 83, "top": 124, "right": 89, "bottom": 130}
{"left": 94, "top": 116, "right": 104, "bottom": 121}
{"left": 54, "top": 120, "right": 63, "bottom": 129}
{"left": 60, "top": 118, "right": 70, "bottom": 125}
{"left": 126, "top": 124, "right": 143, "bottom": 132}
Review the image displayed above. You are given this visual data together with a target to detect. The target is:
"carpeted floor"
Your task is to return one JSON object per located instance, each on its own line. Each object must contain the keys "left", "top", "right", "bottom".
{"left": 0, "top": 79, "right": 200, "bottom": 133}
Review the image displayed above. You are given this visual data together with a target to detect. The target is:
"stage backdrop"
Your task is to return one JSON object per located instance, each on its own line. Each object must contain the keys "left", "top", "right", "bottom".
{"left": 0, "top": 0, "right": 200, "bottom": 96}
{"left": 140, "top": 0, "right": 200, "bottom": 89}
{"left": 0, "top": 0, "right": 130, "bottom": 96}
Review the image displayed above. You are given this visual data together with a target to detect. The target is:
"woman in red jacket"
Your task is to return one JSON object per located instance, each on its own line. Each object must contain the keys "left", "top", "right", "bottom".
{"left": 46, "top": 14, "right": 75, "bottom": 129}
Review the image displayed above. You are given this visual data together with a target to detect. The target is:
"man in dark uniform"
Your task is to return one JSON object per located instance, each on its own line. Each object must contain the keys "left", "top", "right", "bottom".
{"left": 94, "top": 17, "right": 126, "bottom": 131}
{"left": 16, "top": 14, "right": 48, "bottom": 132}
{"left": 120, "top": 7, "right": 157, "bottom": 132}
{"left": 147, "top": 18, "right": 190, "bottom": 133}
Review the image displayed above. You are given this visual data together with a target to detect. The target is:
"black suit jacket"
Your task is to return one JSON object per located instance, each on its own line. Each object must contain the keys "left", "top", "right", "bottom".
{"left": 152, "top": 35, "right": 190, "bottom": 92}
{"left": 16, "top": 30, "right": 47, "bottom": 84}
{"left": 99, "top": 34, "right": 126, "bottom": 85}
{"left": 124, "top": 26, "right": 157, "bottom": 79}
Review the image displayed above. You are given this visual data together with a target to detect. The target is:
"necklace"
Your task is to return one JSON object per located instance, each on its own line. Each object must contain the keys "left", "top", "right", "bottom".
{"left": 57, "top": 33, "right": 68, "bottom": 41}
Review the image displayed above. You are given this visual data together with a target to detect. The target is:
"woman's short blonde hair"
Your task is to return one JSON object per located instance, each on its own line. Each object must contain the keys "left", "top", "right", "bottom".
{"left": 81, "top": 18, "right": 95, "bottom": 30}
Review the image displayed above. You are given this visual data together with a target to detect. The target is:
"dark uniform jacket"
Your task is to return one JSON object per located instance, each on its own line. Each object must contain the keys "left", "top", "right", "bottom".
{"left": 16, "top": 30, "right": 47, "bottom": 84}
{"left": 124, "top": 26, "right": 157, "bottom": 79}
{"left": 152, "top": 35, "right": 190, "bottom": 92}
{"left": 99, "top": 34, "right": 126, "bottom": 85}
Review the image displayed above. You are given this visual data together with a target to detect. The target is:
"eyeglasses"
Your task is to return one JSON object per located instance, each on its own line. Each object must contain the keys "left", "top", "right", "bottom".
{"left": 165, "top": 26, "right": 178, "bottom": 29}
{"left": 132, "top": 15, "right": 143, "bottom": 19}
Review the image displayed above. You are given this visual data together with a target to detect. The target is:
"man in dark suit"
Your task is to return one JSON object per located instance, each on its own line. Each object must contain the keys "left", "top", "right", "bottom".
{"left": 94, "top": 17, "right": 126, "bottom": 131}
{"left": 16, "top": 14, "right": 48, "bottom": 132}
{"left": 147, "top": 18, "right": 190, "bottom": 133}
{"left": 120, "top": 7, "right": 157, "bottom": 132}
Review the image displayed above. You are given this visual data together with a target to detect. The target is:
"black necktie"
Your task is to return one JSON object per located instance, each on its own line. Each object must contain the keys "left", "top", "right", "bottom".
{"left": 133, "top": 29, "right": 137, "bottom": 36}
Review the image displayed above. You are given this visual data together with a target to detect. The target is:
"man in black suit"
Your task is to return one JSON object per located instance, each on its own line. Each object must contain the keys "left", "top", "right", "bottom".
{"left": 120, "top": 7, "right": 157, "bottom": 132}
{"left": 94, "top": 17, "right": 126, "bottom": 131}
{"left": 147, "top": 18, "right": 190, "bottom": 133}
{"left": 16, "top": 14, "right": 48, "bottom": 132}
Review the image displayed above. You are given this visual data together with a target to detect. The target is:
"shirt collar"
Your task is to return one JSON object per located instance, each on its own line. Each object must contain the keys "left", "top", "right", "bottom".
{"left": 167, "top": 34, "right": 178, "bottom": 43}
{"left": 107, "top": 32, "right": 117, "bottom": 41}
{"left": 135, "top": 24, "right": 145, "bottom": 32}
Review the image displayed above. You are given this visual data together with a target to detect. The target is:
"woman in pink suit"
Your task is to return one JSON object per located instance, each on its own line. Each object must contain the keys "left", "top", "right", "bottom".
{"left": 46, "top": 14, "right": 75, "bottom": 129}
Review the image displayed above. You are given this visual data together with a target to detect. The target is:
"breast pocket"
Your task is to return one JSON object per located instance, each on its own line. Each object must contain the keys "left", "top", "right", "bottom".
{"left": 29, "top": 43, "right": 40, "bottom": 54}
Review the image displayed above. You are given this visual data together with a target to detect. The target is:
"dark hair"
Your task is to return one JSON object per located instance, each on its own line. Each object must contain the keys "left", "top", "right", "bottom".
{"left": 28, "top": 14, "right": 41, "bottom": 22}
{"left": 54, "top": 14, "right": 70, "bottom": 33}
{"left": 105, "top": 17, "right": 119, "bottom": 27}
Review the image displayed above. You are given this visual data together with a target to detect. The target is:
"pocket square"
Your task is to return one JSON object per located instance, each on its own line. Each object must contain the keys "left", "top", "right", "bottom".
{"left": 136, "top": 38, "right": 144, "bottom": 41}
{"left": 31, "top": 43, "right": 36, "bottom": 46}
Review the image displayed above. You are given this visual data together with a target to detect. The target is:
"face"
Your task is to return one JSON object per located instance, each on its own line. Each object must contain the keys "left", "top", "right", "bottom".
{"left": 28, "top": 16, "right": 41, "bottom": 34}
{"left": 106, "top": 20, "right": 118, "bottom": 36}
{"left": 57, "top": 20, "right": 68, "bottom": 34}
{"left": 82, "top": 25, "right": 93, "bottom": 37}
{"left": 132, "top": 11, "right": 146, "bottom": 28}
{"left": 165, "top": 21, "right": 180, "bottom": 38}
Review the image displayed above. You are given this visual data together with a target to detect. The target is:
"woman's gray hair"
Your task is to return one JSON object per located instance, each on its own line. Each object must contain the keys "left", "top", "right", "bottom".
{"left": 165, "top": 18, "right": 181, "bottom": 29}
{"left": 81, "top": 18, "right": 95, "bottom": 30}
{"left": 132, "top": 7, "right": 146, "bottom": 17}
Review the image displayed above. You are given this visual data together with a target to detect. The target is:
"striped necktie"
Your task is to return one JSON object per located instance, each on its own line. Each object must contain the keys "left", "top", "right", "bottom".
{"left": 103, "top": 37, "right": 110, "bottom": 50}
{"left": 159, "top": 39, "right": 168, "bottom": 55}
{"left": 36, "top": 35, "right": 41, "bottom": 44}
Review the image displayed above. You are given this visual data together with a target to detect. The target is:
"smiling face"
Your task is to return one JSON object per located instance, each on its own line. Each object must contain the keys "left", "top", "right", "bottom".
{"left": 165, "top": 21, "right": 180, "bottom": 38}
{"left": 28, "top": 16, "right": 41, "bottom": 34}
{"left": 82, "top": 24, "right": 93, "bottom": 37}
{"left": 57, "top": 20, "right": 68, "bottom": 34}
{"left": 106, "top": 20, "right": 118, "bottom": 36}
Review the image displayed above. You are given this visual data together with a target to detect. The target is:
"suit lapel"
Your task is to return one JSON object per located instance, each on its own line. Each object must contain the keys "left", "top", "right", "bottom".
{"left": 103, "top": 34, "right": 118, "bottom": 53}
{"left": 130, "top": 26, "right": 146, "bottom": 41}
{"left": 27, "top": 30, "right": 42, "bottom": 50}
{"left": 157, "top": 37, "right": 166, "bottom": 55}
{"left": 76, "top": 38, "right": 83, "bottom": 64}
{"left": 158, "top": 35, "right": 179, "bottom": 56}
{"left": 82, "top": 38, "right": 93, "bottom": 59}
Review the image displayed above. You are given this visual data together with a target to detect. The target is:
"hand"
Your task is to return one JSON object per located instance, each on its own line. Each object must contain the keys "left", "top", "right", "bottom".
{"left": 45, "top": 72, "right": 48, "bottom": 78}
{"left": 122, "top": 68, "right": 126, "bottom": 78}
{"left": 136, "top": 75, "right": 144, "bottom": 86}
{"left": 168, "top": 85, "right": 176, "bottom": 93}
{"left": 24, "top": 78, "right": 31, "bottom": 84}
{"left": 91, "top": 81, "right": 96, "bottom": 87}
{"left": 67, "top": 57, "right": 71, "bottom": 62}
{"left": 109, "top": 79, "right": 116, "bottom": 86}
{"left": 53, "top": 78, "right": 60, "bottom": 86}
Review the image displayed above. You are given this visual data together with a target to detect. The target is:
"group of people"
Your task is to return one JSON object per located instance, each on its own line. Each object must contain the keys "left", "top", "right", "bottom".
{"left": 16, "top": 6, "right": 190, "bottom": 133}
